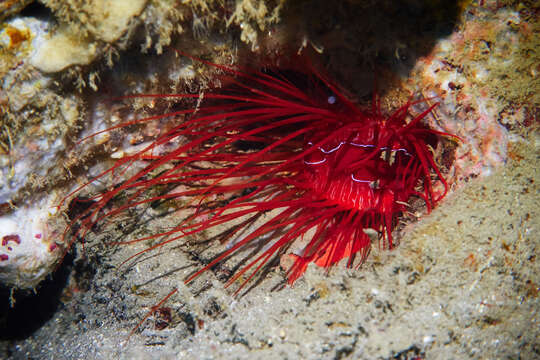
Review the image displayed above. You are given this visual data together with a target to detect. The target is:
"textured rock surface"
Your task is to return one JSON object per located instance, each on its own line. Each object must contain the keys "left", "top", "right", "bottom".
{"left": 409, "top": 5, "right": 538, "bottom": 180}
{"left": 0, "top": 194, "right": 62, "bottom": 288}
{"left": 0, "top": 0, "right": 538, "bottom": 358}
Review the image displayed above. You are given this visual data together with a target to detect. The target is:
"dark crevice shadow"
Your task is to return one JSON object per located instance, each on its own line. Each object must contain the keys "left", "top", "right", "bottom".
{"left": 279, "top": 0, "right": 462, "bottom": 98}
{"left": 17, "top": 1, "right": 54, "bottom": 21}
{"left": 0, "top": 251, "right": 74, "bottom": 341}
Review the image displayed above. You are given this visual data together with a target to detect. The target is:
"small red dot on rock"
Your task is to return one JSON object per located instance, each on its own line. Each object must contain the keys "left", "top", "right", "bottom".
{"left": 2, "top": 234, "right": 21, "bottom": 246}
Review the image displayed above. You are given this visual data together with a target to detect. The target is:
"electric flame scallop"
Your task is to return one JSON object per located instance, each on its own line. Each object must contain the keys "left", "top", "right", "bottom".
{"left": 63, "top": 56, "right": 457, "bottom": 295}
